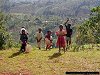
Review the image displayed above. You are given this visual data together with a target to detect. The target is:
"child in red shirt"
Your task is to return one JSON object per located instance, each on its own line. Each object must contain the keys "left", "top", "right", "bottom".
{"left": 45, "top": 31, "right": 52, "bottom": 50}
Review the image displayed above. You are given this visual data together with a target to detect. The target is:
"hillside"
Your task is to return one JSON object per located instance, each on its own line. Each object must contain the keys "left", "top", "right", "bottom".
{"left": 0, "top": 45, "right": 100, "bottom": 75}
{"left": 9, "top": 0, "right": 100, "bottom": 18}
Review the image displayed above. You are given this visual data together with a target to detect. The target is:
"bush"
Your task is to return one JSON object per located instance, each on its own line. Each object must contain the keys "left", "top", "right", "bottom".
{"left": 75, "top": 6, "right": 100, "bottom": 45}
{"left": 0, "top": 12, "right": 14, "bottom": 49}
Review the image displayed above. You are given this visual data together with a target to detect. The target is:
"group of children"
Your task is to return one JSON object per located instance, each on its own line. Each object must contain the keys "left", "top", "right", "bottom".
{"left": 20, "top": 19, "right": 73, "bottom": 53}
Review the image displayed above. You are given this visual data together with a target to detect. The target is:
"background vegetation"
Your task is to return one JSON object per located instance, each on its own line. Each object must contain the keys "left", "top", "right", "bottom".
{"left": 0, "top": 0, "right": 100, "bottom": 49}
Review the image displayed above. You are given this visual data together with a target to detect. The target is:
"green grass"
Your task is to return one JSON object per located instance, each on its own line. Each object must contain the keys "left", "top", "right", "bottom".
{"left": 0, "top": 47, "right": 100, "bottom": 75}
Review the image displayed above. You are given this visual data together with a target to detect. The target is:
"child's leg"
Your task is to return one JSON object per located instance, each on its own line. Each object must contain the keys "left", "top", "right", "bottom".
{"left": 46, "top": 45, "right": 48, "bottom": 50}
{"left": 47, "top": 45, "right": 51, "bottom": 50}
{"left": 38, "top": 42, "right": 40, "bottom": 49}
{"left": 66, "top": 39, "right": 68, "bottom": 50}
{"left": 69, "top": 38, "right": 71, "bottom": 45}
{"left": 37, "top": 42, "right": 41, "bottom": 49}
{"left": 63, "top": 46, "right": 66, "bottom": 53}
{"left": 47, "top": 42, "right": 52, "bottom": 50}
{"left": 20, "top": 44, "right": 25, "bottom": 52}
{"left": 66, "top": 40, "right": 68, "bottom": 50}
{"left": 59, "top": 41, "right": 61, "bottom": 53}
{"left": 59, "top": 45, "right": 61, "bottom": 53}
{"left": 67, "top": 40, "right": 69, "bottom": 46}
{"left": 37, "top": 42, "right": 39, "bottom": 48}
{"left": 20, "top": 44, "right": 23, "bottom": 52}
{"left": 23, "top": 44, "right": 26, "bottom": 52}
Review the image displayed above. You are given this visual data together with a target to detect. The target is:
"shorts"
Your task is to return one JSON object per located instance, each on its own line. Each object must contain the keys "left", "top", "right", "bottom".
{"left": 66, "top": 37, "right": 71, "bottom": 41}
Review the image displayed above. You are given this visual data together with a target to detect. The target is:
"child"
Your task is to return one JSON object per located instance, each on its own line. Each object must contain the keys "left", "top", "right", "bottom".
{"left": 35, "top": 28, "right": 44, "bottom": 50}
{"left": 20, "top": 30, "right": 28, "bottom": 52}
{"left": 64, "top": 19, "right": 73, "bottom": 47}
{"left": 45, "top": 31, "right": 53, "bottom": 50}
{"left": 65, "top": 24, "right": 72, "bottom": 46}
{"left": 56, "top": 25, "right": 67, "bottom": 53}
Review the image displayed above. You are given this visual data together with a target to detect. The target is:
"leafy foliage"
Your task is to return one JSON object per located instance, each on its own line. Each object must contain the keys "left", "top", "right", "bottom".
{"left": 76, "top": 6, "right": 100, "bottom": 45}
{"left": 5, "top": 14, "right": 63, "bottom": 44}
{"left": 0, "top": 12, "right": 13, "bottom": 49}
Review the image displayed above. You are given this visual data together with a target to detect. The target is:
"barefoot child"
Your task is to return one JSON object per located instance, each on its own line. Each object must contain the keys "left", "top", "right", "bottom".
{"left": 20, "top": 30, "right": 28, "bottom": 52}
{"left": 56, "top": 25, "right": 67, "bottom": 53}
{"left": 35, "top": 28, "right": 44, "bottom": 50}
{"left": 45, "top": 31, "right": 53, "bottom": 50}
{"left": 65, "top": 24, "right": 72, "bottom": 46}
{"left": 64, "top": 19, "right": 73, "bottom": 48}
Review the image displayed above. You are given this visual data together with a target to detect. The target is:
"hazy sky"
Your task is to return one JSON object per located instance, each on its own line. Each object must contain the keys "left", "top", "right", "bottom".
{"left": 10, "top": 0, "right": 38, "bottom": 2}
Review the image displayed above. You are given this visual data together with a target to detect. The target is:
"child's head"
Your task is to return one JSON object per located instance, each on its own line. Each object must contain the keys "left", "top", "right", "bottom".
{"left": 22, "top": 30, "right": 25, "bottom": 34}
{"left": 47, "top": 30, "right": 51, "bottom": 35}
{"left": 38, "top": 28, "right": 42, "bottom": 33}
{"left": 59, "top": 25, "right": 63, "bottom": 31}
{"left": 22, "top": 27, "right": 25, "bottom": 28}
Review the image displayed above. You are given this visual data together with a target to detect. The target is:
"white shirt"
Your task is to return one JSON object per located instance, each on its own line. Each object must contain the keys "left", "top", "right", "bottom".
{"left": 35, "top": 32, "right": 44, "bottom": 40}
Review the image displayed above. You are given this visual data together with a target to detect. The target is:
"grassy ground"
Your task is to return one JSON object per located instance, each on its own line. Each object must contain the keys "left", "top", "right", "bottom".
{"left": 0, "top": 46, "right": 100, "bottom": 75}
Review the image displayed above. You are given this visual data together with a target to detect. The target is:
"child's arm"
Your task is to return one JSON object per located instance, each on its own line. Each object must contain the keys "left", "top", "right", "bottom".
{"left": 64, "top": 18, "right": 69, "bottom": 26}
{"left": 36, "top": 38, "right": 39, "bottom": 43}
{"left": 50, "top": 36, "right": 53, "bottom": 41}
{"left": 20, "top": 35, "right": 23, "bottom": 41}
{"left": 26, "top": 35, "right": 28, "bottom": 43}
{"left": 62, "top": 30, "right": 67, "bottom": 36}
{"left": 38, "top": 37, "right": 42, "bottom": 42}
{"left": 56, "top": 31, "right": 60, "bottom": 36}
{"left": 20, "top": 35, "right": 23, "bottom": 44}
{"left": 70, "top": 29, "right": 73, "bottom": 35}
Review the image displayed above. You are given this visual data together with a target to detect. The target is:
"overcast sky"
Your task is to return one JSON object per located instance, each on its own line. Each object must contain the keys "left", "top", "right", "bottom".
{"left": 10, "top": 0, "right": 38, "bottom": 2}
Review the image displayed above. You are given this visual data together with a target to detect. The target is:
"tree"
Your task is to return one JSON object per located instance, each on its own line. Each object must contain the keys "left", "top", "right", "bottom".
{"left": 76, "top": 6, "right": 100, "bottom": 45}
{"left": 0, "top": 12, "right": 13, "bottom": 49}
{"left": 0, "top": 12, "right": 7, "bottom": 49}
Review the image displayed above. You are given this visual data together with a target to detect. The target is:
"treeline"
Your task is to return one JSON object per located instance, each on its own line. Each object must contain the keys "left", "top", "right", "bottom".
{"left": 5, "top": 14, "right": 63, "bottom": 43}
{"left": 1, "top": 0, "right": 99, "bottom": 18}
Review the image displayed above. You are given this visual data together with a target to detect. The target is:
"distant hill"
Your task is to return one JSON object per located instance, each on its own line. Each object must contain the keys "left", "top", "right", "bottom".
{"left": 9, "top": 0, "right": 100, "bottom": 18}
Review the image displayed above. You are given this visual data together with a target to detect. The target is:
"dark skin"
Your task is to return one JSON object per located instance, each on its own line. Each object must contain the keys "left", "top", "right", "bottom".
{"left": 20, "top": 30, "right": 28, "bottom": 52}
{"left": 63, "top": 18, "right": 69, "bottom": 25}
{"left": 64, "top": 18, "right": 72, "bottom": 47}
{"left": 66, "top": 26, "right": 72, "bottom": 46}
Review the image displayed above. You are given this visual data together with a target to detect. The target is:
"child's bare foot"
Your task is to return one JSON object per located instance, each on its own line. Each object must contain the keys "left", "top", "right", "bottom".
{"left": 59, "top": 49, "right": 61, "bottom": 53}
{"left": 39, "top": 47, "right": 41, "bottom": 50}
{"left": 66, "top": 48, "right": 67, "bottom": 51}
